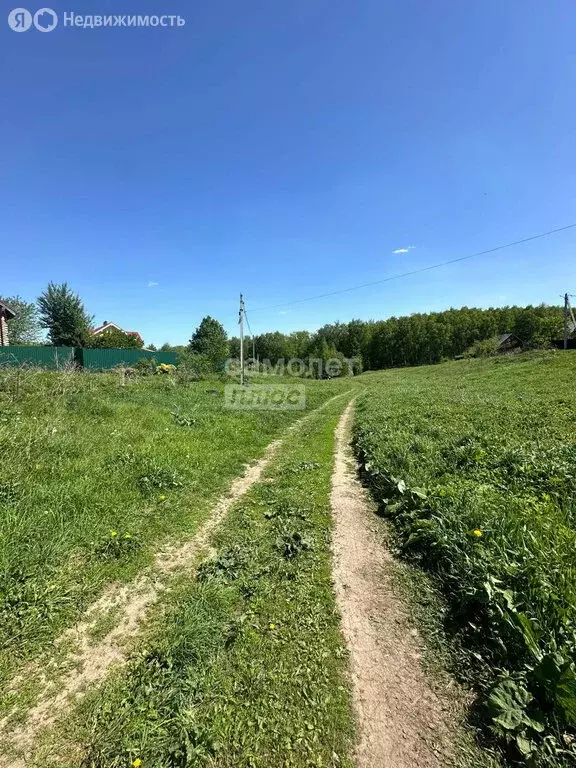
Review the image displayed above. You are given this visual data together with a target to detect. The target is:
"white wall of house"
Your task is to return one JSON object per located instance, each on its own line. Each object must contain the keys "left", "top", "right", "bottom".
{"left": 0, "top": 314, "right": 9, "bottom": 346}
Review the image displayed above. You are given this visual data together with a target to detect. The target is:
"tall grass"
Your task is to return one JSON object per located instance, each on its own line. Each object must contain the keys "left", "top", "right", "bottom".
{"left": 355, "top": 352, "right": 576, "bottom": 766}
{"left": 0, "top": 367, "right": 350, "bottom": 685}
{"left": 67, "top": 394, "right": 354, "bottom": 768}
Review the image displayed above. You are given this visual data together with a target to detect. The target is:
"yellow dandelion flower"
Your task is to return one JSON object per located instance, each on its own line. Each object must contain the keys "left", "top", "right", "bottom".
{"left": 110, "top": 530, "right": 118, "bottom": 537}
{"left": 269, "top": 623, "right": 276, "bottom": 630}
{"left": 132, "top": 759, "right": 142, "bottom": 768}
{"left": 472, "top": 529, "right": 482, "bottom": 537}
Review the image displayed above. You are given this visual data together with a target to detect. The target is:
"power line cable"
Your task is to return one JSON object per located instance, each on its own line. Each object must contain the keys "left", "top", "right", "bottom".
{"left": 243, "top": 308, "right": 254, "bottom": 338}
{"left": 242, "top": 305, "right": 258, "bottom": 362}
{"left": 249, "top": 222, "right": 576, "bottom": 313}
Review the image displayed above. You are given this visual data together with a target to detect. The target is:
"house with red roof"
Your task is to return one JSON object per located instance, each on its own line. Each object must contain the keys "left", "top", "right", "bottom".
{"left": 90, "top": 321, "right": 143, "bottom": 346}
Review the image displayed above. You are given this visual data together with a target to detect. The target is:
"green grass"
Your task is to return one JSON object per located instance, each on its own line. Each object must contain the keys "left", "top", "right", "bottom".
{"left": 57, "top": 392, "right": 355, "bottom": 768}
{"left": 0, "top": 367, "right": 353, "bottom": 687}
{"left": 11, "top": 353, "right": 573, "bottom": 767}
{"left": 354, "top": 351, "right": 576, "bottom": 766}
{"left": 387, "top": 554, "right": 502, "bottom": 768}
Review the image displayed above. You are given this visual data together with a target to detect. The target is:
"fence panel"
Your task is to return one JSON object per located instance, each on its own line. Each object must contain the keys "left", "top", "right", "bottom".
{"left": 0, "top": 347, "right": 178, "bottom": 370}
{"left": 80, "top": 348, "right": 178, "bottom": 369}
{"left": 0, "top": 346, "right": 75, "bottom": 369}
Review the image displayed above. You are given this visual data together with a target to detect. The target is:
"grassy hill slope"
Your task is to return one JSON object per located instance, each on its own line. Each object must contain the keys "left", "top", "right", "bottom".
{"left": 355, "top": 351, "right": 576, "bottom": 766}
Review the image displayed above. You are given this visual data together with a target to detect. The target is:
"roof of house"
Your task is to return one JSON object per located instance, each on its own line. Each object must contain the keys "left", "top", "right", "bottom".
{"left": 0, "top": 300, "right": 16, "bottom": 319}
{"left": 497, "top": 333, "right": 520, "bottom": 346}
{"left": 124, "top": 331, "right": 143, "bottom": 342}
{"left": 91, "top": 321, "right": 143, "bottom": 343}
{"left": 91, "top": 321, "right": 121, "bottom": 335}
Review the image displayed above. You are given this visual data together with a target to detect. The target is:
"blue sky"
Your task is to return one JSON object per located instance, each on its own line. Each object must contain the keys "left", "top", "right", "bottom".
{"left": 2, "top": 0, "right": 575, "bottom": 346}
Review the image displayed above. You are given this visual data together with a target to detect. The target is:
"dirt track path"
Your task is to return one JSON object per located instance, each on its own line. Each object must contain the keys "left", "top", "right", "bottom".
{"left": 0, "top": 393, "right": 350, "bottom": 767}
{"left": 1, "top": 444, "right": 281, "bottom": 766}
{"left": 330, "top": 402, "right": 449, "bottom": 768}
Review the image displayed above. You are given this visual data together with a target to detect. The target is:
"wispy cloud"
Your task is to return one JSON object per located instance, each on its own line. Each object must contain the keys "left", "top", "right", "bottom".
{"left": 392, "top": 245, "right": 416, "bottom": 255}
{"left": 278, "top": 310, "right": 291, "bottom": 316}
{"left": 147, "top": 281, "right": 159, "bottom": 287}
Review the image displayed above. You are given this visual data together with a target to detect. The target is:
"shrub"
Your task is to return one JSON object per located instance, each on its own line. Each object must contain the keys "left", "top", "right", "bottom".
{"left": 156, "top": 363, "right": 176, "bottom": 375}
{"left": 464, "top": 337, "right": 502, "bottom": 358}
{"left": 134, "top": 357, "right": 157, "bottom": 376}
{"left": 176, "top": 351, "right": 214, "bottom": 379}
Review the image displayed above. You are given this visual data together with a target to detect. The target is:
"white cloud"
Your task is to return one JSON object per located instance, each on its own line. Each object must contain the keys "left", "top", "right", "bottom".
{"left": 278, "top": 310, "right": 290, "bottom": 316}
{"left": 147, "top": 281, "right": 159, "bottom": 287}
{"left": 392, "top": 245, "right": 416, "bottom": 255}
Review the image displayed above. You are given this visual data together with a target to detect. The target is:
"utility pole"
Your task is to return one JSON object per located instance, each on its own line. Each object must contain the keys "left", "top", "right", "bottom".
{"left": 239, "top": 293, "right": 245, "bottom": 385}
{"left": 564, "top": 292, "right": 569, "bottom": 350}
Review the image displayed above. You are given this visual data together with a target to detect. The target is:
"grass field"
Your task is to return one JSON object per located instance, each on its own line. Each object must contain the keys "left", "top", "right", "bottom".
{"left": 354, "top": 351, "right": 576, "bottom": 766}
{"left": 60, "top": 392, "right": 355, "bottom": 768}
{"left": 0, "top": 367, "right": 352, "bottom": 688}
{"left": 3, "top": 352, "right": 576, "bottom": 767}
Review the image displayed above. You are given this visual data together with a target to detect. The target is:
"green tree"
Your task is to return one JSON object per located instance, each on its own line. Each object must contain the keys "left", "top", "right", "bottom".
{"left": 0, "top": 295, "right": 42, "bottom": 344}
{"left": 188, "top": 316, "right": 229, "bottom": 372}
{"left": 307, "top": 339, "right": 345, "bottom": 378}
{"left": 86, "top": 327, "right": 144, "bottom": 349}
{"left": 346, "top": 318, "right": 371, "bottom": 358}
{"left": 37, "top": 282, "right": 93, "bottom": 347}
{"left": 287, "top": 330, "right": 312, "bottom": 359}
{"left": 255, "top": 331, "right": 291, "bottom": 365}
{"left": 228, "top": 336, "right": 253, "bottom": 360}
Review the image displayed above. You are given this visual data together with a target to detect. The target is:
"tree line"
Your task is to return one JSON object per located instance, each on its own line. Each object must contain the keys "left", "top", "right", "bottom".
{"left": 229, "top": 304, "right": 564, "bottom": 372}
{"left": 2, "top": 283, "right": 565, "bottom": 374}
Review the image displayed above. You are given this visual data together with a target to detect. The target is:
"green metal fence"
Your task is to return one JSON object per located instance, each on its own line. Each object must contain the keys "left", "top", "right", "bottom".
{"left": 0, "top": 346, "right": 178, "bottom": 370}
{"left": 80, "top": 348, "right": 177, "bottom": 369}
{"left": 0, "top": 346, "right": 75, "bottom": 369}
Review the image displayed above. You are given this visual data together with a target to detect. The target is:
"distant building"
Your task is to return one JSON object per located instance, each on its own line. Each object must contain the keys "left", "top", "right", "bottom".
{"left": 0, "top": 300, "right": 16, "bottom": 346}
{"left": 496, "top": 333, "right": 522, "bottom": 351}
{"left": 552, "top": 319, "right": 576, "bottom": 350}
{"left": 90, "top": 320, "right": 143, "bottom": 346}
